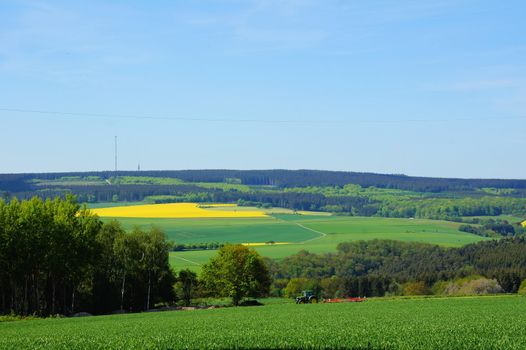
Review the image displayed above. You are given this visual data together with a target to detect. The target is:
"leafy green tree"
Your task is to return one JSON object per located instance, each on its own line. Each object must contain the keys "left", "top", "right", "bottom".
{"left": 141, "top": 227, "right": 172, "bottom": 310}
{"left": 284, "top": 277, "right": 324, "bottom": 298}
{"left": 92, "top": 220, "right": 126, "bottom": 314}
{"left": 201, "top": 244, "right": 271, "bottom": 305}
{"left": 113, "top": 228, "right": 144, "bottom": 310}
{"left": 320, "top": 276, "right": 345, "bottom": 298}
{"left": 0, "top": 196, "right": 176, "bottom": 316}
{"left": 176, "top": 269, "right": 198, "bottom": 306}
{"left": 402, "top": 282, "right": 430, "bottom": 296}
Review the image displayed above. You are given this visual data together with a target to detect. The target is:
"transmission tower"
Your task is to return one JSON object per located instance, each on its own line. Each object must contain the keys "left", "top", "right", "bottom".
{"left": 114, "top": 136, "right": 118, "bottom": 173}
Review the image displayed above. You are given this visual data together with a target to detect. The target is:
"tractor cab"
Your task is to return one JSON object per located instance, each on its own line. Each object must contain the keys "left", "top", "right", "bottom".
{"left": 295, "top": 290, "right": 318, "bottom": 304}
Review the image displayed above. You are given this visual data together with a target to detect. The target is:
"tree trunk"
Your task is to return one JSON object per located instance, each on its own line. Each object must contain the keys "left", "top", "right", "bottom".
{"left": 23, "top": 276, "right": 28, "bottom": 315}
{"left": 233, "top": 292, "right": 241, "bottom": 306}
{"left": 1, "top": 286, "right": 5, "bottom": 313}
{"left": 63, "top": 285, "right": 66, "bottom": 314}
{"left": 9, "top": 278, "right": 14, "bottom": 313}
{"left": 71, "top": 289, "right": 75, "bottom": 314}
{"left": 120, "top": 274, "right": 126, "bottom": 310}
{"left": 146, "top": 271, "right": 151, "bottom": 310}
{"left": 52, "top": 280, "right": 56, "bottom": 315}
{"left": 35, "top": 277, "right": 41, "bottom": 315}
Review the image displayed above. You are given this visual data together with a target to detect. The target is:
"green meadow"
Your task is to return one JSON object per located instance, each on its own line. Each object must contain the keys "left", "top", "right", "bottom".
{"left": 93, "top": 203, "right": 487, "bottom": 272}
{"left": 160, "top": 214, "right": 486, "bottom": 271}
{"left": 104, "top": 216, "right": 319, "bottom": 244}
{"left": 1, "top": 296, "right": 524, "bottom": 349}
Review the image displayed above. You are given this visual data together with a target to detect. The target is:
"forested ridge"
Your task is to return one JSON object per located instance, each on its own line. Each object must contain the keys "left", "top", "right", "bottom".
{"left": 1, "top": 170, "right": 525, "bottom": 222}
{"left": 2, "top": 169, "right": 526, "bottom": 193}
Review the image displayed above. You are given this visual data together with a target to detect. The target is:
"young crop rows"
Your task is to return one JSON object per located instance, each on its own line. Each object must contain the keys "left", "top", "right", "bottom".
{"left": 1, "top": 296, "right": 525, "bottom": 349}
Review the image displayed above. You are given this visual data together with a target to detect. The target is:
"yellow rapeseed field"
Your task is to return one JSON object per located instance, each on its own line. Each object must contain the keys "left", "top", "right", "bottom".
{"left": 242, "top": 242, "right": 290, "bottom": 246}
{"left": 90, "top": 203, "right": 267, "bottom": 219}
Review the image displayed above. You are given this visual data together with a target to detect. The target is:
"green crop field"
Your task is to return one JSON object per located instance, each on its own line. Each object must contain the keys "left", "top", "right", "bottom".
{"left": 168, "top": 214, "right": 486, "bottom": 271}
{"left": 1, "top": 296, "right": 525, "bottom": 349}
{"left": 104, "top": 216, "right": 320, "bottom": 244}
{"left": 91, "top": 203, "right": 487, "bottom": 272}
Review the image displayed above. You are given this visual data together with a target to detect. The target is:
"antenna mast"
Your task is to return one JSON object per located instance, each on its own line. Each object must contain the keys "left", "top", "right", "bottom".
{"left": 114, "top": 136, "right": 118, "bottom": 173}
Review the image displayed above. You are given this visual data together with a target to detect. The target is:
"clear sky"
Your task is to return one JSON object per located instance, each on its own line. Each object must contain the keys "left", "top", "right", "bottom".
{"left": 0, "top": 0, "right": 525, "bottom": 178}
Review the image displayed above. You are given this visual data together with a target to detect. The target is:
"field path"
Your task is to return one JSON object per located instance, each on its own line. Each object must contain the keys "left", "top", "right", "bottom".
{"left": 172, "top": 255, "right": 202, "bottom": 266}
{"left": 295, "top": 223, "right": 327, "bottom": 243}
{"left": 271, "top": 215, "right": 327, "bottom": 244}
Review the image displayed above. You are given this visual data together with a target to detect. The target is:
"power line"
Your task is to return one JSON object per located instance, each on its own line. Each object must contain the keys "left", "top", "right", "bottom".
{"left": 0, "top": 107, "right": 524, "bottom": 124}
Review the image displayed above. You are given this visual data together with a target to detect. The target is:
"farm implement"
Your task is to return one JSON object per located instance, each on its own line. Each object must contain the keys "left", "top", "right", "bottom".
{"left": 323, "top": 297, "right": 367, "bottom": 303}
{"left": 295, "top": 290, "right": 367, "bottom": 304}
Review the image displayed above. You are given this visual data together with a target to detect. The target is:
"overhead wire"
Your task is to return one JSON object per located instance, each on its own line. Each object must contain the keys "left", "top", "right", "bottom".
{"left": 0, "top": 107, "right": 524, "bottom": 125}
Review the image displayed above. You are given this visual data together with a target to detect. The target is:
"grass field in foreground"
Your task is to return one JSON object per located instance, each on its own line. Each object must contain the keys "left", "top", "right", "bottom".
{"left": 169, "top": 215, "right": 486, "bottom": 271}
{"left": 1, "top": 296, "right": 525, "bottom": 349}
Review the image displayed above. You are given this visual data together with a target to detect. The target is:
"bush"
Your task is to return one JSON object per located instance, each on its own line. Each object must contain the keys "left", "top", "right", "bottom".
{"left": 518, "top": 280, "right": 526, "bottom": 295}
{"left": 320, "top": 277, "right": 345, "bottom": 298}
{"left": 402, "top": 282, "right": 430, "bottom": 296}
{"left": 437, "top": 276, "right": 504, "bottom": 296}
{"left": 270, "top": 279, "right": 289, "bottom": 297}
{"left": 284, "top": 278, "right": 320, "bottom": 298}
{"left": 385, "top": 282, "right": 403, "bottom": 296}
{"left": 431, "top": 280, "right": 449, "bottom": 295}
{"left": 457, "top": 278, "right": 503, "bottom": 295}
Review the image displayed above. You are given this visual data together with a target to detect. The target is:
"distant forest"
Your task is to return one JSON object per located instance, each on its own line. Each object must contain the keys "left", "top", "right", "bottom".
{"left": 268, "top": 238, "right": 526, "bottom": 298}
{"left": 1, "top": 170, "right": 525, "bottom": 222}
{"left": 3, "top": 169, "right": 526, "bottom": 192}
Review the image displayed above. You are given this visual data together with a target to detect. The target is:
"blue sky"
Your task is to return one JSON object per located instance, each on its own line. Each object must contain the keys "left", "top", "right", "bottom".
{"left": 0, "top": 0, "right": 525, "bottom": 178}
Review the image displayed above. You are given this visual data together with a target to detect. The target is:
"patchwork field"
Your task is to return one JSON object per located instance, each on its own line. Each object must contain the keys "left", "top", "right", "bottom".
{"left": 111, "top": 216, "right": 317, "bottom": 244}
{"left": 1, "top": 296, "right": 524, "bottom": 349}
{"left": 89, "top": 202, "right": 487, "bottom": 272}
{"left": 169, "top": 215, "right": 486, "bottom": 271}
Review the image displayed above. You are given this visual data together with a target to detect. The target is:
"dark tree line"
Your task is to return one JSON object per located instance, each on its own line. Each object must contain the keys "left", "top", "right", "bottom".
{"left": 3, "top": 169, "right": 526, "bottom": 194}
{"left": 0, "top": 196, "right": 175, "bottom": 316}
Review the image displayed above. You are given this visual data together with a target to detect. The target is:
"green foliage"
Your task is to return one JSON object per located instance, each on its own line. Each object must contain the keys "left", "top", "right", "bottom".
{"left": 0, "top": 195, "right": 101, "bottom": 316}
{"left": 518, "top": 280, "right": 526, "bottom": 295}
{"left": 111, "top": 176, "right": 184, "bottom": 185}
{"left": 433, "top": 276, "right": 503, "bottom": 296}
{"left": 193, "top": 182, "right": 251, "bottom": 192}
{"left": 270, "top": 238, "right": 526, "bottom": 298}
{"left": 319, "top": 276, "right": 346, "bottom": 298}
{"left": 30, "top": 176, "right": 106, "bottom": 186}
{"left": 0, "top": 197, "right": 176, "bottom": 316}
{"left": 0, "top": 314, "right": 38, "bottom": 323}
{"left": 8, "top": 171, "right": 526, "bottom": 221}
{"left": 201, "top": 245, "right": 271, "bottom": 305}
{"left": 402, "top": 281, "right": 430, "bottom": 296}
{"left": 175, "top": 269, "right": 198, "bottom": 306}
{"left": 1, "top": 297, "right": 526, "bottom": 349}
{"left": 284, "top": 278, "right": 309, "bottom": 298}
